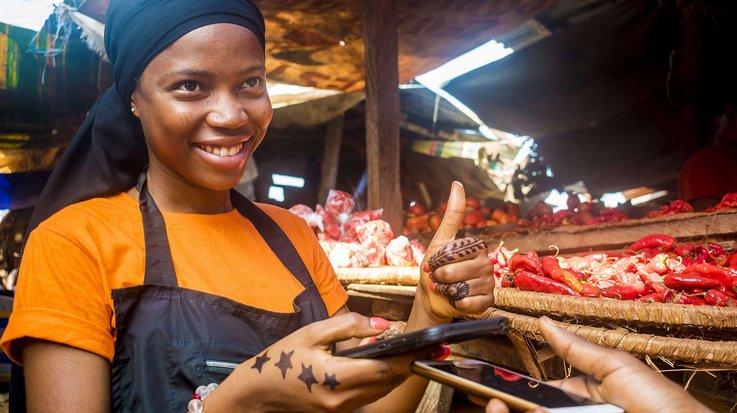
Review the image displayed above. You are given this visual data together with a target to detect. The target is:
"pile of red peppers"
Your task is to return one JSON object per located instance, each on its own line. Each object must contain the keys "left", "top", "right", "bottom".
{"left": 491, "top": 234, "right": 737, "bottom": 307}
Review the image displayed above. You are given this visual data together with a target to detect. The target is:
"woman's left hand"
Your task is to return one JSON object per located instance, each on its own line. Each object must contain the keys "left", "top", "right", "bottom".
{"left": 417, "top": 181, "right": 495, "bottom": 322}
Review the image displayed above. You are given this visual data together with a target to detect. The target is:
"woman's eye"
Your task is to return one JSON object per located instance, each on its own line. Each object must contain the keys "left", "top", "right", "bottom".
{"left": 179, "top": 81, "right": 200, "bottom": 92}
{"left": 244, "top": 77, "right": 263, "bottom": 88}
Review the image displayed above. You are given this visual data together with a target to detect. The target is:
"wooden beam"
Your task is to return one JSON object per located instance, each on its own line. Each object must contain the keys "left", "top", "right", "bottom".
{"left": 363, "top": 0, "right": 403, "bottom": 233}
{"left": 318, "top": 114, "right": 344, "bottom": 204}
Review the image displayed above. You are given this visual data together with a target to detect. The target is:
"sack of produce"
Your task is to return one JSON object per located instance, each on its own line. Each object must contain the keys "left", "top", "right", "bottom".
{"left": 385, "top": 236, "right": 414, "bottom": 267}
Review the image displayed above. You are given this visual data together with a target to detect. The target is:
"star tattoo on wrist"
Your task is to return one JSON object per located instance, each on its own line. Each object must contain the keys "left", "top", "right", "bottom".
{"left": 274, "top": 350, "right": 294, "bottom": 379}
{"left": 251, "top": 351, "right": 271, "bottom": 374}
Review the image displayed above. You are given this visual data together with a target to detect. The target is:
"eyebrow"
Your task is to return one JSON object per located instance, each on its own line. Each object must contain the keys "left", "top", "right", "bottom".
{"left": 166, "top": 64, "right": 266, "bottom": 78}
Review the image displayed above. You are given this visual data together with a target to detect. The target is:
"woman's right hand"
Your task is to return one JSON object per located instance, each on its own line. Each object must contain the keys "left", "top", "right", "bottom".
{"left": 205, "top": 312, "right": 415, "bottom": 413}
{"left": 485, "top": 317, "right": 713, "bottom": 413}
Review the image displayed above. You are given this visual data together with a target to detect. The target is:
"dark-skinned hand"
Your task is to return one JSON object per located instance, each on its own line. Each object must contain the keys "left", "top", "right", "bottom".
{"left": 484, "top": 317, "right": 713, "bottom": 413}
{"left": 419, "top": 181, "right": 495, "bottom": 322}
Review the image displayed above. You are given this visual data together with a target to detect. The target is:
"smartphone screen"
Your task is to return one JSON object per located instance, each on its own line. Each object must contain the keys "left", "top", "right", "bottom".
{"left": 334, "top": 318, "right": 509, "bottom": 359}
{"left": 412, "top": 360, "right": 623, "bottom": 412}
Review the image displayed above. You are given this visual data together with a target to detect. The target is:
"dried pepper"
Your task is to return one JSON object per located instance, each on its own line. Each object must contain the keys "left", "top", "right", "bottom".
{"left": 513, "top": 271, "right": 580, "bottom": 296}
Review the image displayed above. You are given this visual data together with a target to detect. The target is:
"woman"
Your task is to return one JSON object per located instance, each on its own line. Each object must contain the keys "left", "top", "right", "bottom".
{"left": 1, "top": 1, "right": 494, "bottom": 412}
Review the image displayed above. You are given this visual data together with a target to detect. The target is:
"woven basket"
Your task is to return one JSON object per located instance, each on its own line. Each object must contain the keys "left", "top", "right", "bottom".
{"left": 470, "top": 307, "right": 737, "bottom": 368}
{"left": 493, "top": 288, "right": 737, "bottom": 330}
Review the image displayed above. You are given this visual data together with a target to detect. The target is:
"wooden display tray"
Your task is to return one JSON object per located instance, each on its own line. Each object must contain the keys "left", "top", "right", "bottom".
{"left": 335, "top": 266, "right": 419, "bottom": 286}
{"left": 486, "top": 210, "right": 737, "bottom": 255}
{"left": 409, "top": 210, "right": 737, "bottom": 255}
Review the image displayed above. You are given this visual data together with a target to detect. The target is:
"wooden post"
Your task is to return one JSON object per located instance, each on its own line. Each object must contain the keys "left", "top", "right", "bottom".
{"left": 363, "top": 0, "right": 403, "bottom": 233}
{"left": 318, "top": 114, "right": 344, "bottom": 204}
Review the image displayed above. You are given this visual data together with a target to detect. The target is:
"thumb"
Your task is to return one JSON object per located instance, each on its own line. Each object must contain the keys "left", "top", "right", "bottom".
{"left": 307, "top": 313, "right": 388, "bottom": 347}
{"left": 538, "top": 317, "right": 630, "bottom": 382}
{"left": 426, "top": 181, "right": 466, "bottom": 256}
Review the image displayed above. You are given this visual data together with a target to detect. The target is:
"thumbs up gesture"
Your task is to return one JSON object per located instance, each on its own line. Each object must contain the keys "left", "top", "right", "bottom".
{"left": 418, "top": 182, "right": 495, "bottom": 321}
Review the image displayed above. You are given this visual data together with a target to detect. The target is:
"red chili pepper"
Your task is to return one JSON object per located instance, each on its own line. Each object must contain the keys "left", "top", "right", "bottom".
{"left": 717, "top": 285, "right": 737, "bottom": 298}
{"left": 508, "top": 254, "right": 542, "bottom": 275}
{"left": 706, "top": 242, "right": 726, "bottom": 258}
{"left": 682, "top": 263, "right": 737, "bottom": 286}
{"left": 730, "top": 278, "right": 737, "bottom": 294}
{"left": 676, "top": 294, "right": 706, "bottom": 306}
{"left": 541, "top": 256, "right": 584, "bottom": 293}
{"left": 599, "top": 285, "right": 642, "bottom": 300}
{"left": 526, "top": 251, "right": 541, "bottom": 267}
{"left": 500, "top": 272, "right": 515, "bottom": 288}
{"left": 667, "top": 200, "right": 694, "bottom": 214}
{"left": 714, "top": 192, "right": 737, "bottom": 209}
{"left": 729, "top": 252, "right": 737, "bottom": 271}
{"left": 636, "top": 289, "right": 676, "bottom": 303}
{"left": 581, "top": 283, "right": 599, "bottom": 297}
{"left": 673, "top": 243, "right": 695, "bottom": 258}
{"left": 636, "top": 292, "right": 662, "bottom": 303}
{"left": 664, "top": 273, "right": 722, "bottom": 292}
{"left": 627, "top": 234, "right": 675, "bottom": 254}
{"left": 513, "top": 271, "right": 581, "bottom": 296}
{"left": 704, "top": 289, "right": 737, "bottom": 307}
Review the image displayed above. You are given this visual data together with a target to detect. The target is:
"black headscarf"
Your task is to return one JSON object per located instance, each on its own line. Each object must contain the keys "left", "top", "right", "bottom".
{"left": 26, "top": 0, "right": 266, "bottom": 233}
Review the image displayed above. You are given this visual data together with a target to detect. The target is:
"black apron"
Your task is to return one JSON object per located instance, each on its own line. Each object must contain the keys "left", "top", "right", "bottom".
{"left": 108, "top": 175, "right": 330, "bottom": 412}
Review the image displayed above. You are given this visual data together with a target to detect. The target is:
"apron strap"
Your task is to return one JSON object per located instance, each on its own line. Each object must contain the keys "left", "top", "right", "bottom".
{"left": 138, "top": 171, "right": 178, "bottom": 287}
{"left": 230, "top": 190, "right": 317, "bottom": 289}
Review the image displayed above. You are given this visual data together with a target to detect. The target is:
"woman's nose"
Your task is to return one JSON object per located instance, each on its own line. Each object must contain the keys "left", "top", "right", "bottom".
{"left": 206, "top": 94, "right": 249, "bottom": 129}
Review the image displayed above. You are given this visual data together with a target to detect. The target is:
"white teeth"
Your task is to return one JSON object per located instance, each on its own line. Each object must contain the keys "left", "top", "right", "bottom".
{"left": 199, "top": 143, "right": 243, "bottom": 157}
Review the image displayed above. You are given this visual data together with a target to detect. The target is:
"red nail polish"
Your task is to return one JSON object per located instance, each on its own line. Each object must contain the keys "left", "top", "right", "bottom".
{"left": 369, "top": 337, "right": 378, "bottom": 344}
{"left": 431, "top": 345, "right": 452, "bottom": 361}
{"left": 423, "top": 263, "right": 431, "bottom": 273}
{"left": 369, "top": 316, "right": 390, "bottom": 330}
{"left": 429, "top": 282, "right": 436, "bottom": 292}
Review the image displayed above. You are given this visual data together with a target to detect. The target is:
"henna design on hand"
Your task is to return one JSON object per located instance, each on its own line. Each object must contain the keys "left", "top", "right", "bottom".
{"left": 323, "top": 373, "right": 340, "bottom": 390}
{"left": 298, "top": 364, "right": 319, "bottom": 392}
{"left": 274, "top": 350, "right": 294, "bottom": 379}
{"left": 427, "top": 237, "right": 487, "bottom": 272}
{"left": 439, "top": 281, "right": 471, "bottom": 307}
{"left": 251, "top": 351, "right": 271, "bottom": 374}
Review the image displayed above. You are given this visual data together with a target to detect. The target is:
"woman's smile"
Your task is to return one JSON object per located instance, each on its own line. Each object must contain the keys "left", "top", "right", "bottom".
{"left": 196, "top": 142, "right": 245, "bottom": 157}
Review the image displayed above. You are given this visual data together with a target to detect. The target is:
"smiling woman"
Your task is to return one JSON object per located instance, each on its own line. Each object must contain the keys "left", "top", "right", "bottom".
{"left": 0, "top": 1, "right": 497, "bottom": 412}
{"left": 130, "top": 23, "right": 273, "bottom": 209}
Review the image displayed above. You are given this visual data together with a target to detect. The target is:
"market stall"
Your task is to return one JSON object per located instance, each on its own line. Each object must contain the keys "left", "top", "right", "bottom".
{"left": 314, "top": 191, "right": 737, "bottom": 411}
{"left": 4, "top": 0, "right": 737, "bottom": 411}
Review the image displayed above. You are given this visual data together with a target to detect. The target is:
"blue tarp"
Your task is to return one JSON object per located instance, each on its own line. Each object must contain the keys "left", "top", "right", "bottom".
{"left": 0, "top": 171, "right": 50, "bottom": 210}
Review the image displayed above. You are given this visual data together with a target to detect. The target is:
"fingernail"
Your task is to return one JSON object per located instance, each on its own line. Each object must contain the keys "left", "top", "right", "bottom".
{"left": 429, "top": 281, "right": 436, "bottom": 292}
{"left": 452, "top": 181, "right": 464, "bottom": 189}
{"left": 369, "top": 316, "right": 390, "bottom": 330}
{"left": 431, "top": 345, "right": 452, "bottom": 361}
{"left": 369, "top": 337, "right": 378, "bottom": 344}
{"left": 423, "top": 263, "right": 431, "bottom": 273}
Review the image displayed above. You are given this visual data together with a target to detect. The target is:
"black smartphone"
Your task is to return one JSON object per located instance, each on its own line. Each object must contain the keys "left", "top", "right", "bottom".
{"left": 333, "top": 317, "right": 509, "bottom": 358}
{"left": 411, "top": 359, "right": 623, "bottom": 412}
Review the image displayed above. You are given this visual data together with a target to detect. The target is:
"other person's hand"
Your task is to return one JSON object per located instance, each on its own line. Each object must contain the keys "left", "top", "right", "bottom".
{"left": 205, "top": 312, "right": 417, "bottom": 412}
{"left": 418, "top": 182, "right": 495, "bottom": 322}
{"left": 485, "top": 317, "right": 713, "bottom": 413}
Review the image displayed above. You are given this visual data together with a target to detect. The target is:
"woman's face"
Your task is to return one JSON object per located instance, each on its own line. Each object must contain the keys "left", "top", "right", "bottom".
{"left": 131, "top": 23, "right": 272, "bottom": 192}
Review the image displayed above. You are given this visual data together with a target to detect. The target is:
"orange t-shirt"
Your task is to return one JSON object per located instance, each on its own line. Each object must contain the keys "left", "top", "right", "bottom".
{"left": 1, "top": 193, "right": 347, "bottom": 364}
